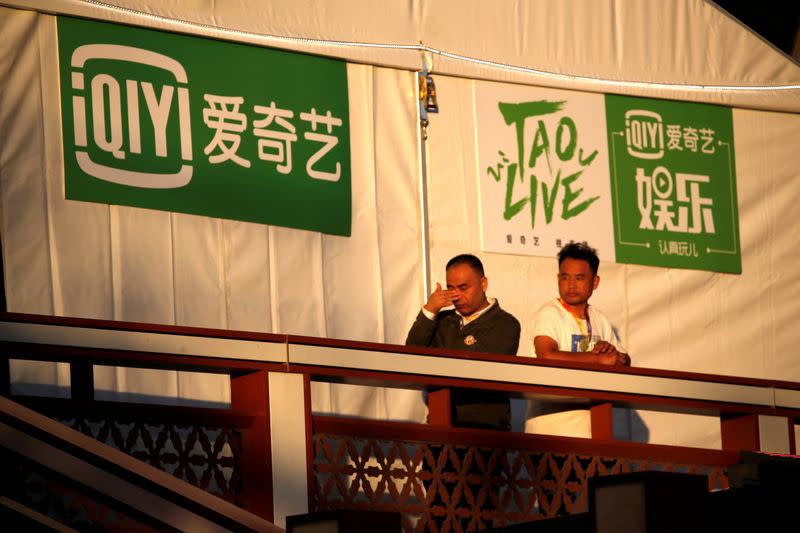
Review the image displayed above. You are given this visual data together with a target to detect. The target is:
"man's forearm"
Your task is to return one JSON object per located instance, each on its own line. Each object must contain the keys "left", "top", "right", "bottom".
{"left": 538, "top": 349, "right": 629, "bottom": 366}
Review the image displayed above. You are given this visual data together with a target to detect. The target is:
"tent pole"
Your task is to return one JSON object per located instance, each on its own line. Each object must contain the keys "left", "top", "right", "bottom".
{"left": 417, "top": 112, "right": 432, "bottom": 300}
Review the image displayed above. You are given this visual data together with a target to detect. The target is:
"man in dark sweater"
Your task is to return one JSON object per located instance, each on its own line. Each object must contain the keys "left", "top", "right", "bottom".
{"left": 405, "top": 254, "right": 520, "bottom": 430}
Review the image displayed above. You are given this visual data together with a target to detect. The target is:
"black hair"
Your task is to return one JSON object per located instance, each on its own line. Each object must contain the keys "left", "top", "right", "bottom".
{"left": 558, "top": 241, "right": 599, "bottom": 276}
{"left": 445, "top": 254, "right": 485, "bottom": 277}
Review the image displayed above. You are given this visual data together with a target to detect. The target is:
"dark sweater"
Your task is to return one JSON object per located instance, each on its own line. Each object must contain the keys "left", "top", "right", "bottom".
{"left": 405, "top": 301, "right": 521, "bottom": 430}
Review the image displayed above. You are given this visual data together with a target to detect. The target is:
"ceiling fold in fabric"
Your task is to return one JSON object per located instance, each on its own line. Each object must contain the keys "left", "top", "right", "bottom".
{"left": 3, "top": 0, "right": 799, "bottom": 113}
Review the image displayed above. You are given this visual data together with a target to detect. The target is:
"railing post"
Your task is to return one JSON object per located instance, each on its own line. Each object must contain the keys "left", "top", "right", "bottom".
{"left": 756, "top": 415, "right": 793, "bottom": 454}
{"left": 231, "top": 369, "right": 273, "bottom": 522}
{"left": 0, "top": 356, "right": 9, "bottom": 396}
{"left": 426, "top": 388, "right": 452, "bottom": 426}
{"left": 267, "top": 371, "right": 312, "bottom": 529}
{"left": 721, "top": 413, "right": 793, "bottom": 454}
{"left": 69, "top": 361, "right": 94, "bottom": 401}
{"left": 590, "top": 402, "right": 615, "bottom": 440}
{"left": 721, "top": 413, "right": 760, "bottom": 452}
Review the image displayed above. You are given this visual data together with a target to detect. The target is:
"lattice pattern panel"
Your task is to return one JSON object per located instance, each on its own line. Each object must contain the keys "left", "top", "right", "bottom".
{"left": 313, "top": 434, "right": 728, "bottom": 533}
{"left": 56, "top": 416, "right": 243, "bottom": 503}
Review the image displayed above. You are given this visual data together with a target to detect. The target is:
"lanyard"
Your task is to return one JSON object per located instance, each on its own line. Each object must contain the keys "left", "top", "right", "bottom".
{"left": 559, "top": 299, "right": 592, "bottom": 348}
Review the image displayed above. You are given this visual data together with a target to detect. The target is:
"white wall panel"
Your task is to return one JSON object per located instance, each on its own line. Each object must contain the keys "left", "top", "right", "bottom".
{"left": 734, "top": 110, "right": 800, "bottom": 380}
{"left": 111, "top": 207, "right": 175, "bottom": 324}
{"left": 373, "top": 68, "right": 425, "bottom": 346}
{"left": 1, "top": 12, "right": 66, "bottom": 390}
{"left": 270, "top": 227, "right": 326, "bottom": 337}
{"left": 223, "top": 220, "right": 272, "bottom": 333}
{"left": 0, "top": 10, "right": 53, "bottom": 316}
{"left": 172, "top": 214, "right": 227, "bottom": 329}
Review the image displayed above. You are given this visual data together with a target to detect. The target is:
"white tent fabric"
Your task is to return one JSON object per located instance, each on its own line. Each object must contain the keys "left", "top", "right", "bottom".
{"left": 2, "top": 0, "right": 800, "bottom": 446}
{"left": 4, "top": 0, "right": 799, "bottom": 112}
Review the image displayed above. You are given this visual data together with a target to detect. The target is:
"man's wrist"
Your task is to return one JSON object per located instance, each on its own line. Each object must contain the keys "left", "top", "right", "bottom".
{"left": 421, "top": 306, "right": 436, "bottom": 320}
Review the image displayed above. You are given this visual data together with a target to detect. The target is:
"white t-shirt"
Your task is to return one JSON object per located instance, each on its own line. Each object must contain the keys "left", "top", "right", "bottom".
{"left": 530, "top": 298, "right": 625, "bottom": 356}
{"left": 525, "top": 298, "right": 627, "bottom": 437}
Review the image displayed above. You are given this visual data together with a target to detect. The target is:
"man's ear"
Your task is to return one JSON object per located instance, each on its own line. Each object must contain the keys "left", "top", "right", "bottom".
{"left": 481, "top": 276, "right": 488, "bottom": 293}
{"left": 593, "top": 275, "right": 600, "bottom": 289}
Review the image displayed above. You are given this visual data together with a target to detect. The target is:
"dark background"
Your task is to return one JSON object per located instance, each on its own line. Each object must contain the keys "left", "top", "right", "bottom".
{"left": 714, "top": 0, "right": 800, "bottom": 59}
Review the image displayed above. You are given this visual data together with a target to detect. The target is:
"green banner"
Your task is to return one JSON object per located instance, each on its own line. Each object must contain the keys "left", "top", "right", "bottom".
{"left": 58, "top": 16, "right": 351, "bottom": 236}
{"left": 605, "top": 95, "right": 740, "bottom": 273}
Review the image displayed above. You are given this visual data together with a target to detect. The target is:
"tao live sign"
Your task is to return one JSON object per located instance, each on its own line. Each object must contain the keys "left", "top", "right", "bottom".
{"left": 477, "top": 82, "right": 740, "bottom": 274}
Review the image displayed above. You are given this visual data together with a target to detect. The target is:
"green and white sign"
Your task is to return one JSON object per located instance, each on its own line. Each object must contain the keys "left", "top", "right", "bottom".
{"left": 606, "top": 95, "right": 740, "bottom": 273}
{"left": 477, "top": 81, "right": 741, "bottom": 273}
{"left": 477, "top": 84, "right": 615, "bottom": 262}
{"left": 58, "top": 16, "right": 351, "bottom": 236}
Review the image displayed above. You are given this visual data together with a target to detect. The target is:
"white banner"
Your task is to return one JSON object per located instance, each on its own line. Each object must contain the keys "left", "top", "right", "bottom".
{"left": 476, "top": 82, "right": 616, "bottom": 261}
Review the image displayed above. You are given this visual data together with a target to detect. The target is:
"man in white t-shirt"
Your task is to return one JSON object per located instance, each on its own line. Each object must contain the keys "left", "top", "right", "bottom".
{"left": 532, "top": 241, "right": 630, "bottom": 366}
{"left": 527, "top": 241, "right": 630, "bottom": 437}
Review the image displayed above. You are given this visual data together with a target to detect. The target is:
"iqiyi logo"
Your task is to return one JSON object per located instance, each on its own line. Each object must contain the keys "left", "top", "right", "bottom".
{"left": 70, "top": 44, "right": 193, "bottom": 188}
{"left": 624, "top": 110, "right": 664, "bottom": 159}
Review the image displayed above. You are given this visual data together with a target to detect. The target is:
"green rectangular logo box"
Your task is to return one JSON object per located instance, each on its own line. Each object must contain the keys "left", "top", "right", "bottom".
{"left": 605, "top": 94, "right": 741, "bottom": 273}
{"left": 58, "top": 16, "right": 351, "bottom": 236}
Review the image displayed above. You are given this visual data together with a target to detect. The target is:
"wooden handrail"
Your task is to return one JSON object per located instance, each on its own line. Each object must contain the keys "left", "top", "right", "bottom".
{"left": 2, "top": 312, "right": 800, "bottom": 418}
{"left": 0, "top": 311, "right": 795, "bottom": 385}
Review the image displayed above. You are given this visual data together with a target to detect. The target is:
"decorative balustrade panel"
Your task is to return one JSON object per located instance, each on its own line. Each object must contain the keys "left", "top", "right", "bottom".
{"left": 55, "top": 416, "right": 244, "bottom": 504}
{"left": 313, "top": 432, "right": 729, "bottom": 533}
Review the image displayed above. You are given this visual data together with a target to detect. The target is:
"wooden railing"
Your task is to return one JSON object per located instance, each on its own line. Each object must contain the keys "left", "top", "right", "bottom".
{"left": 0, "top": 396, "right": 281, "bottom": 532}
{"left": 1, "top": 312, "right": 798, "bottom": 531}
